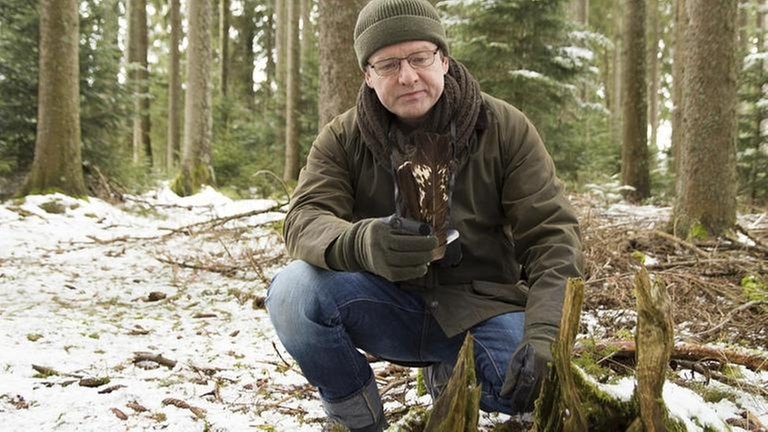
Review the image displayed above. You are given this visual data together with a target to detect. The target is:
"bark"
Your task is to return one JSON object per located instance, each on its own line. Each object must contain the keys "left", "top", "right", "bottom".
{"left": 128, "top": 0, "right": 152, "bottom": 166}
{"left": 172, "top": 0, "right": 214, "bottom": 196}
{"left": 533, "top": 279, "right": 588, "bottom": 432}
{"left": 167, "top": 0, "right": 182, "bottom": 172}
{"left": 260, "top": 0, "right": 276, "bottom": 105}
{"left": 610, "top": 1, "right": 623, "bottom": 151}
{"left": 578, "top": 340, "right": 768, "bottom": 372}
{"left": 275, "top": 0, "right": 287, "bottom": 162}
{"left": 233, "top": 0, "right": 256, "bottom": 109}
{"left": 671, "top": 0, "right": 686, "bottom": 176}
{"left": 219, "top": 0, "right": 230, "bottom": 97}
{"left": 673, "top": 0, "right": 738, "bottom": 238}
{"left": 621, "top": 0, "right": 650, "bottom": 202}
{"left": 283, "top": 0, "right": 301, "bottom": 182}
{"left": 647, "top": 0, "right": 660, "bottom": 151}
{"left": 423, "top": 334, "right": 480, "bottom": 432}
{"left": 23, "top": 0, "right": 86, "bottom": 196}
{"left": 570, "top": 0, "right": 589, "bottom": 26}
{"left": 318, "top": 0, "right": 366, "bottom": 128}
{"left": 632, "top": 268, "right": 674, "bottom": 432}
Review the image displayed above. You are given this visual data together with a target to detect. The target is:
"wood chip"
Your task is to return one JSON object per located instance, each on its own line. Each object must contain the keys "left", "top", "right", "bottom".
{"left": 111, "top": 407, "right": 128, "bottom": 420}
{"left": 133, "top": 352, "right": 177, "bottom": 368}
{"left": 79, "top": 377, "right": 111, "bottom": 388}
{"left": 98, "top": 384, "right": 126, "bottom": 394}
{"left": 126, "top": 400, "right": 148, "bottom": 413}
{"left": 145, "top": 291, "right": 167, "bottom": 302}
{"left": 162, "top": 398, "right": 206, "bottom": 419}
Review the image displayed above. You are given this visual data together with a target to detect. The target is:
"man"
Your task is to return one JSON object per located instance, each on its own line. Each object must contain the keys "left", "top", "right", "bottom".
{"left": 266, "top": 0, "right": 583, "bottom": 430}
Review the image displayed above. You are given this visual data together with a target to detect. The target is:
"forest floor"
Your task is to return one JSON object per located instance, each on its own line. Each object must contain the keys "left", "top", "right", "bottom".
{"left": 0, "top": 185, "right": 766, "bottom": 431}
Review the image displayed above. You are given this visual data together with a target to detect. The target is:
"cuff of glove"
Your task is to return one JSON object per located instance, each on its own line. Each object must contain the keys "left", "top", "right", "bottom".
{"left": 324, "top": 220, "right": 370, "bottom": 272}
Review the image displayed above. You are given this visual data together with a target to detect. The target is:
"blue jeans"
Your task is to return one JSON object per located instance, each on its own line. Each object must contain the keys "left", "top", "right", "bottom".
{"left": 266, "top": 260, "right": 524, "bottom": 416}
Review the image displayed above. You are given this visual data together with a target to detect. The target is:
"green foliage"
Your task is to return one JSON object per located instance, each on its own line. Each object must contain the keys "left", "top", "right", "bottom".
{"left": 741, "top": 275, "right": 767, "bottom": 302}
{"left": 0, "top": 0, "right": 134, "bottom": 196}
{"left": 440, "top": 0, "right": 611, "bottom": 183}
{"left": 737, "top": 51, "right": 768, "bottom": 206}
{"left": 0, "top": 0, "right": 38, "bottom": 179}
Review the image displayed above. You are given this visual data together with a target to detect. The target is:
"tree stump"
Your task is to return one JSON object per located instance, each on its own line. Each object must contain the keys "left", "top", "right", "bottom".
{"left": 424, "top": 333, "right": 481, "bottom": 432}
{"left": 629, "top": 267, "right": 676, "bottom": 432}
{"left": 534, "top": 278, "right": 635, "bottom": 431}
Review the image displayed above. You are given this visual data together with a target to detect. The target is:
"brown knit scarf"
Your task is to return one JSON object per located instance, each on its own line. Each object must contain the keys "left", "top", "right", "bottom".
{"left": 356, "top": 58, "right": 482, "bottom": 170}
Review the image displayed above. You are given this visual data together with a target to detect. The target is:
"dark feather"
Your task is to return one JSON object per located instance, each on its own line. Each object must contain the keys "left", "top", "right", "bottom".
{"left": 392, "top": 132, "right": 455, "bottom": 256}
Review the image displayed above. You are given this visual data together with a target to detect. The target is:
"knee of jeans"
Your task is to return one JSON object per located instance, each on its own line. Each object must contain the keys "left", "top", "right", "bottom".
{"left": 266, "top": 261, "right": 338, "bottom": 331}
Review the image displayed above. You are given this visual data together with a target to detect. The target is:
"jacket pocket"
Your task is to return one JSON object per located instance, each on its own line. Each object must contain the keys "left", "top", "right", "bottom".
{"left": 470, "top": 280, "right": 529, "bottom": 307}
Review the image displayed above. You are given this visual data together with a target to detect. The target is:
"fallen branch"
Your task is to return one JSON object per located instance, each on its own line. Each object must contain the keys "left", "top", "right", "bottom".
{"left": 674, "top": 360, "right": 768, "bottom": 397}
{"left": 133, "top": 352, "right": 177, "bottom": 369}
{"left": 577, "top": 340, "right": 768, "bottom": 372}
{"left": 653, "top": 230, "right": 709, "bottom": 258}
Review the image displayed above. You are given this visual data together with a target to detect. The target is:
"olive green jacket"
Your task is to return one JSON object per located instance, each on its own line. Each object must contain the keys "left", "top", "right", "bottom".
{"left": 284, "top": 93, "right": 583, "bottom": 342}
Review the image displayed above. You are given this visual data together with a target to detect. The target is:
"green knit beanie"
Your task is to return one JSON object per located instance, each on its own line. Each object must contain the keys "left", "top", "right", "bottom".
{"left": 354, "top": 0, "right": 449, "bottom": 70}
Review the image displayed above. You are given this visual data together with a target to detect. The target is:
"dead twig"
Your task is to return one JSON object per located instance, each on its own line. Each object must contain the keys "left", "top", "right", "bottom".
{"left": 578, "top": 340, "right": 768, "bottom": 372}
{"left": 132, "top": 352, "right": 177, "bottom": 369}
{"left": 162, "top": 398, "right": 206, "bottom": 419}
{"left": 696, "top": 300, "right": 768, "bottom": 338}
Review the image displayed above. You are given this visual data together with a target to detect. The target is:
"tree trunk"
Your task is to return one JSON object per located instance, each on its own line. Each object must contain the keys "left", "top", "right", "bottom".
{"left": 283, "top": 0, "right": 301, "bottom": 182}
{"left": 260, "top": 0, "right": 276, "bottom": 107}
{"left": 23, "top": 0, "right": 86, "bottom": 196}
{"left": 167, "top": 0, "right": 182, "bottom": 173}
{"left": 219, "top": 0, "right": 230, "bottom": 97}
{"left": 673, "top": 0, "right": 738, "bottom": 238}
{"left": 610, "top": 1, "right": 623, "bottom": 151}
{"left": 318, "top": 0, "right": 366, "bottom": 128}
{"left": 275, "top": 0, "right": 287, "bottom": 163}
{"left": 621, "top": 0, "right": 650, "bottom": 202}
{"left": 647, "top": 0, "right": 660, "bottom": 152}
{"left": 128, "top": 0, "right": 152, "bottom": 166}
{"left": 172, "top": 0, "right": 214, "bottom": 196}
{"left": 569, "top": 0, "right": 588, "bottom": 26}
{"left": 233, "top": 0, "right": 256, "bottom": 110}
{"left": 671, "top": 0, "right": 686, "bottom": 177}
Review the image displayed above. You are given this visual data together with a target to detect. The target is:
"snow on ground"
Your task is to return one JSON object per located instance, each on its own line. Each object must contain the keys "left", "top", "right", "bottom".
{"left": 0, "top": 186, "right": 766, "bottom": 431}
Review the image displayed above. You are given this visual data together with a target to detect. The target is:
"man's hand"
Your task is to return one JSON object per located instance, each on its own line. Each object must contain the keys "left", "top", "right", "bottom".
{"left": 325, "top": 217, "right": 439, "bottom": 281}
{"left": 500, "top": 338, "right": 553, "bottom": 414}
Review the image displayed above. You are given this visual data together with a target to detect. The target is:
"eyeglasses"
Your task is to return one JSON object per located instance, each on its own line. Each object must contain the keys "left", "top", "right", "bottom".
{"left": 367, "top": 49, "right": 440, "bottom": 77}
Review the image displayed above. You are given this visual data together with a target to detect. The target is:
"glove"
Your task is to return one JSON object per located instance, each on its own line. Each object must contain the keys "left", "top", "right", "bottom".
{"left": 325, "top": 216, "right": 439, "bottom": 282}
{"left": 500, "top": 337, "right": 553, "bottom": 414}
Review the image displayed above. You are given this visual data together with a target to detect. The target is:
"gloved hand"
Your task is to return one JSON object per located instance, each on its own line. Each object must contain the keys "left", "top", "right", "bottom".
{"left": 325, "top": 217, "right": 439, "bottom": 282}
{"left": 500, "top": 337, "right": 553, "bottom": 414}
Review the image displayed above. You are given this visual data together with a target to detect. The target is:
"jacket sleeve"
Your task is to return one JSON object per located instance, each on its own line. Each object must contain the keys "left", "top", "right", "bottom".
{"left": 499, "top": 107, "right": 584, "bottom": 342}
{"left": 283, "top": 116, "right": 356, "bottom": 269}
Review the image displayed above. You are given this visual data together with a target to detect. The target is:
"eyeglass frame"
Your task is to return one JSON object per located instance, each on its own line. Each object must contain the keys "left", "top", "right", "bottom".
{"left": 366, "top": 48, "right": 441, "bottom": 78}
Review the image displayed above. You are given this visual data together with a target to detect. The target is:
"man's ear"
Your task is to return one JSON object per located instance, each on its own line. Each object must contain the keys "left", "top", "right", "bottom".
{"left": 364, "top": 69, "right": 374, "bottom": 88}
{"left": 441, "top": 54, "right": 449, "bottom": 74}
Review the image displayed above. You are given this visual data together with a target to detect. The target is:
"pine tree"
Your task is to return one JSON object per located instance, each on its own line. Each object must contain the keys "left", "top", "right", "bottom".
{"left": 23, "top": 0, "right": 86, "bottom": 196}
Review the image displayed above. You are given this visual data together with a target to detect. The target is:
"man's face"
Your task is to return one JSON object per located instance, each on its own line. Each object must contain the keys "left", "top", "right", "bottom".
{"left": 364, "top": 40, "right": 449, "bottom": 126}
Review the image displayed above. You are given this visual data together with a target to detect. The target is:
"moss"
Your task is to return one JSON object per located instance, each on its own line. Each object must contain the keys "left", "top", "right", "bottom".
{"left": 26, "top": 333, "right": 43, "bottom": 342}
{"left": 688, "top": 222, "right": 710, "bottom": 241}
{"left": 741, "top": 275, "right": 767, "bottom": 301}
{"left": 171, "top": 162, "right": 214, "bottom": 197}
{"left": 630, "top": 250, "right": 647, "bottom": 264}
{"left": 39, "top": 200, "right": 66, "bottom": 214}
{"left": 416, "top": 368, "right": 426, "bottom": 397}
{"left": 686, "top": 382, "right": 736, "bottom": 404}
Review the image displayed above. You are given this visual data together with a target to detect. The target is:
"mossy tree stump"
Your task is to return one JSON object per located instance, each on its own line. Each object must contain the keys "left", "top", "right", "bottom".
{"left": 533, "top": 270, "right": 682, "bottom": 432}
{"left": 423, "top": 333, "right": 481, "bottom": 432}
